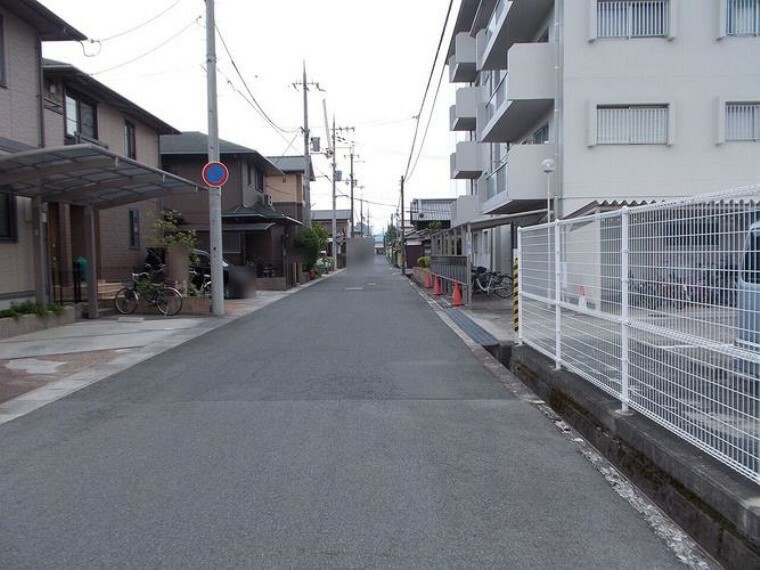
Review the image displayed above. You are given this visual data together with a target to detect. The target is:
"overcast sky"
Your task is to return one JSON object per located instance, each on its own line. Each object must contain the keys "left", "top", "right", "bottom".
{"left": 39, "top": 0, "right": 464, "bottom": 234}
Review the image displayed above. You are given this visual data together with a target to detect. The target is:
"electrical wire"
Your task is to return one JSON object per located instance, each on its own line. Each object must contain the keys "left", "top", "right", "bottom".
{"left": 215, "top": 24, "right": 298, "bottom": 134}
{"left": 406, "top": 60, "right": 447, "bottom": 182}
{"left": 90, "top": 16, "right": 201, "bottom": 76}
{"left": 404, "top": 0, "right": 454, "bottom": 180}
{"left": 99, "top": 0, "right": 184, "bottom": 42}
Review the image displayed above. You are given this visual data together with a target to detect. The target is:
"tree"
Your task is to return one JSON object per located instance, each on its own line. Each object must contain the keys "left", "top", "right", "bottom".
{"left": 384, "top": 223, "right": 398, "bottom": 248}
{"left": 294, "top": 225, "right": 329, "bottom": 269}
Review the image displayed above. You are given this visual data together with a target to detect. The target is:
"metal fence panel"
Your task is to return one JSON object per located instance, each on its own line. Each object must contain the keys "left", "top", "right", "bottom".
{"left": 518, "top": 185, "right": 760, "bottom": 484}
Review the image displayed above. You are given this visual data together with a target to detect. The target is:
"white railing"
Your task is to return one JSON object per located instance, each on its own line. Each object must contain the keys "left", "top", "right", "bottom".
{"left": 518, "top": 184, "right": 760, "bottom": 484}
{"left": 597, "top": 0, "right": 670, "bottom": 38}
{"left": 486, "top": 0, "right": 512, "bottom": 39}
{"left": 486, "top": 159, "right": 508, "bottom": 201}
{"left": 727, "top": 0, "right": 760, "bottom": 35}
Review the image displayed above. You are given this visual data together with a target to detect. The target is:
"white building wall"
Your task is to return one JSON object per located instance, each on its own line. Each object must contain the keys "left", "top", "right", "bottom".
{"left": 561, "top": 1, "right": 760, "bottom": 216}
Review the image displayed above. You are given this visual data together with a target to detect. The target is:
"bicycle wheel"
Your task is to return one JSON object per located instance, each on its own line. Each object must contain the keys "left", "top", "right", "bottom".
{"left": 156, "top": 286, "right": 183, "bottom": 316}
{"left": 492, "top": 284, "right": 511, "bottom": 298}
{"left": 114, "top": 287, "right": 139, "bottom": 314}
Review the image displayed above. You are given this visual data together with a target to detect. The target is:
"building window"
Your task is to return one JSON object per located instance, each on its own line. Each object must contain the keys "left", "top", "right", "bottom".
{"left": 597, "top": 0, "right": 669, "bottom": 38}
{"left": 124, "top": 121, "right": 136, "bottom": 159}
{"left": 128, "top": 209, "right": 140, "bottom": 249}
{"left": 597, "top": 105, "right": 668, "bottom": 144}
{"left": 255, "top": 169, "right": 264, "bottom": 193}
{"left": 0, "top": 189, "right": 16, "bottom": 241}
{"left": 726, "top": 102, "right": 760, "bottom": 141}
{"left": 526, "top": 123, "right": 550, "bottom": 144}
{"left": 727, "top": 0, "right": 760, "bottom": 35}
{"left": 0, "top": 15, "right": 7, "bottom": 88}
{"left": 65, "top": 92, "right": 97, "bottom": 139}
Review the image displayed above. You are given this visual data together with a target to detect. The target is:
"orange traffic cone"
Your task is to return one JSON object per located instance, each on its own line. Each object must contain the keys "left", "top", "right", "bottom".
{"left": 425, "top": 272, "right": 432, "bottom": 288}
{"left": 452, "top": 282, "right": 463, "bottom": 306}
{"left": 433, "top": 277, "right": 442, "bottom": 296}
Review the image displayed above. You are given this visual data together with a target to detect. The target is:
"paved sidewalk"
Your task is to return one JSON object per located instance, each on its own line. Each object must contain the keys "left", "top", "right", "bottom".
{"left": 0, "top": 272, "right": 342, "bottom": 424}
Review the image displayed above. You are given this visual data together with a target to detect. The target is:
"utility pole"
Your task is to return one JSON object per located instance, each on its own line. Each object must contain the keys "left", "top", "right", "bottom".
{"left": 359, "top": 198, "right": 364, "bottom": 237}
{"left": 205, "top": 0, "right": 223, "bottom": 315}
{"left": 331, "top": 115, "right": 338, "bottom": 271}
{"left": 400, "top": 175, "right": 406, "bottom": 276}
{"left": 293, "top": 64, "right": 322, "bottom": 228}
{"left": 349, "top": 148, "right": 355, "bottom": 238}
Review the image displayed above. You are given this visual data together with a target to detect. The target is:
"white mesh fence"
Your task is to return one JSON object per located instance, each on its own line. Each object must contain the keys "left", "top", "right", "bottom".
{"left": 518, "top": 185, "right": 760, "bottom": 484}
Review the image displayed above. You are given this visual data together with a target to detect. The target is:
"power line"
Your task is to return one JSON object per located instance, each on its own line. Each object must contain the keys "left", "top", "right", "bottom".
{"left": 404, "top": 0, "right": 454, "bottom": 180}
{"left": 407, "top": 59, "right": 447, "bottom": 181}
{"left": 215, "top": 24, "right": 298, "bottom": 134}
{"left": 90, "top": 16, "right": 201, "bottom": 75}
{"left": 99, "top": 0, "right": 184, "bottom": 42}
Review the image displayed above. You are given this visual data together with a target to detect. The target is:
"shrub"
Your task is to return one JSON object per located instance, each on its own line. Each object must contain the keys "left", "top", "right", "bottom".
{"left": 416, "top": 256, "right": 431, "bottom": 269}
{"left": 0, "top": 301, "right": 67, "bottom": 320}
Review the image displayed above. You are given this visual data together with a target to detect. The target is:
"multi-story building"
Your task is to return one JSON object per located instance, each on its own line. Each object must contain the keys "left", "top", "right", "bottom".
{"left": 266, "top": 155, "right": 313, "bottom": 225}
{"left": 446, "top": 0, "right": 760, "bottom": 271}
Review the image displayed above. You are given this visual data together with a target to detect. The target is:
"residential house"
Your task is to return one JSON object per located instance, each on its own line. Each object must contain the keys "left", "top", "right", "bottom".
{"left": 406, "top": 198, "right": 456, "bottom": 267}
{"left": 445, "top": 0, "right": 760, "bottom": 276}
{"left": 266, "top": 155, "right": 314, "bottom": 225}
{"left": 0, "top": 0, "right": 84, "bottom": 308}
{"left": 160, "top": 132, "right": 303, "bottom": 289}
{"left": 41, "top": 59, "right": 184, "bottom": 282}
{"left": 0, "top": 1, "right": 199, "bottom": 316}
{"left": 311, "top": 209, "right": 350, "bottom": 264}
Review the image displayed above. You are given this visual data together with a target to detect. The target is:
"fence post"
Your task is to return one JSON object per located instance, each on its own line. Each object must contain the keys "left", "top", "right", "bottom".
{"left": 620, "top": 206, "right": 630, "bottom": 413}
{"left": 517, "top": 229, "right": 524, "bottom": 345}
{"left": 554, "top": 220, "right": 561, "bottom": 370}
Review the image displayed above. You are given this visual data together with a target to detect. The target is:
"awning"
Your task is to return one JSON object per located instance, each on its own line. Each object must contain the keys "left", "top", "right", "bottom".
{"left": 0, "top": 144, "right": 200, "bottom": 208}
{"left": 194, "top": 223, "right": 276, "bottom": 232}
{"left": 222, "top": 203, "right": 302, "bottom": 226}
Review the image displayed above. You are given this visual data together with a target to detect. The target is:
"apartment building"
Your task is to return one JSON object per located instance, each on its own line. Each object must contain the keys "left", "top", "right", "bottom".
{"left": 446, "top": 0, "right": 760, "bottom": 270}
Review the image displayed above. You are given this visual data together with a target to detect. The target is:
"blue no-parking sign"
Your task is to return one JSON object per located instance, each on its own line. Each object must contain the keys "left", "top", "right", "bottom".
{"left": 201, "top": 161, "right": 229, "bottom": 187}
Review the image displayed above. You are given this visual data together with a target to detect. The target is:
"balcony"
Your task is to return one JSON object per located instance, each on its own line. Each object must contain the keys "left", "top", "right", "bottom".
{"left": 481, "top": 143, "right": 552, "bottom": 214}
{"left": 481, "top": 0, "right": 554, "bottom": 70}
{"left": 482, "top": 43, "right": 555, "bottom": 143}
{"left": 450, "top": 141, "right": 484, "bottom": 180}
{"left": 449, "top": 33, "right": 477, "bottom": 83}
{"left": 450, "top": 86, "right": 484, "bottom": 131}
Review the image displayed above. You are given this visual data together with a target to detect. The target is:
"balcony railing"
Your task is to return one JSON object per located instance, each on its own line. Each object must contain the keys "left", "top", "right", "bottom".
{"left": 486, "top": 72, "right": 509, "bottom": 124}
{"left": 486, "top": 159, "right": 508, "bottom": 201}
{"left": 486, "top": 0, "right": 512, "bottom": 40}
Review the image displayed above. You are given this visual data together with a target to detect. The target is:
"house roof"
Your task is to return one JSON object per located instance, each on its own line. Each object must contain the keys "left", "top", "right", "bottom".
{"left": 160, "top": 132, "right": 283, "bottom": 176}
{"left": 0, "top": 144, "right": 199, "bottom": 209}
{"left": 311, "top": 209, "right": 351, "bottom": 222}
{"left": 42, "top": 59, "right": 179, "bottom": 135}
{"left": 222, "top": 203, "right": 301, "bottom": 226}
{"left": 0, "top": 0, "right": 86, "bottom": 41}
{"left": 267, "top": 155, "right": 316, "bottom": 181}
{"left": 410, "top": 198, "right": 455, "bottom": 222}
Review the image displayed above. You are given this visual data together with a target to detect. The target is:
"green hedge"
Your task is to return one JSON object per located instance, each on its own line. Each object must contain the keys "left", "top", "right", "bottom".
{"left": 0, "top": 301, "right": 65, "bottom": 320}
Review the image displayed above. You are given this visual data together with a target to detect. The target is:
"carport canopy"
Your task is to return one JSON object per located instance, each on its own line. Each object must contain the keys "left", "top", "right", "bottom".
{"left": 0, "top": 144, "right": 200, "bottom": 208}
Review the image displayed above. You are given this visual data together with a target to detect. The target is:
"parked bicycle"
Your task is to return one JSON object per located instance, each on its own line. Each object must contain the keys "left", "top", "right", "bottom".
{"left": 114, "top": 267, "right": 183, "bottom": 316}
{"left": 471, "top": 266, "right": 513, "bottom": 298}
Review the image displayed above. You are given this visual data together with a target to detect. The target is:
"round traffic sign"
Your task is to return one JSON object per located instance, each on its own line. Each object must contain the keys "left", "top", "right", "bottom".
{"left": 202, "top": 161, "right": 229, "bottom": 187}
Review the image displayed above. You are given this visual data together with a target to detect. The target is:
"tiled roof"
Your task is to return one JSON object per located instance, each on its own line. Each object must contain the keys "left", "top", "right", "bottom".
{"left": 410, "top": 199, "right": 455, "bottom": 222}
{"left": 311, "top": 209, "right": 351, "bottom": 221}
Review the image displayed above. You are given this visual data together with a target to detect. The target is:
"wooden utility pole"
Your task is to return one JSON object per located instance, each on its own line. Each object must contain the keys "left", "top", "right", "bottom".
{"left": 400, "top": 176, "right": 406, "bottom": 276}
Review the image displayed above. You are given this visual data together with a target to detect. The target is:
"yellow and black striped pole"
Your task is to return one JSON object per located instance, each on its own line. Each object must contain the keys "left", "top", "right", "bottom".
{"left": 513, "top": 257, "right": 519, "bottom": 332}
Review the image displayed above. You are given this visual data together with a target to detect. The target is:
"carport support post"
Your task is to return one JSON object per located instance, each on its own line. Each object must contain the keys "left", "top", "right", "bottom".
{"left": 84, "top": 206, "right": 99, "bottom": 319}
{"left": 620, "top": 207, "right": 630, "bottom": 412}
{"left": 31, "top": 197, "right": 48, "bottom": 305}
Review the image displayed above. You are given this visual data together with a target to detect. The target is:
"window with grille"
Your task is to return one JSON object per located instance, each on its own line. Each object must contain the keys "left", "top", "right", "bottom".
{"left": 597, "top": 0, "right": 670, "bottom": 38}
{"left": 597, "top": 105, "right": 669, "bottom": 144}
{"left": 124, "top": 121, "right": 136, "bottom": 159}
{"left": 0, "top": 15, "right": 6, "bottom": 87}
{"left": 726, "top": 102, "right": 760, "bottom": 141}
{"left": 727, "top": 0, "right": 760, "bottom": 35}
{"left": 128, "top": 209, "right": 140, "bottom": 249}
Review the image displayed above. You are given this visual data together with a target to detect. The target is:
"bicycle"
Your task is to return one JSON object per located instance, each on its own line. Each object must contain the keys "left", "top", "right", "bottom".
{"left": 472, "top": 268, "right": 513, "bottom": 298}
{"left": 114, "top": 269, "right": 183, "bottom": 316}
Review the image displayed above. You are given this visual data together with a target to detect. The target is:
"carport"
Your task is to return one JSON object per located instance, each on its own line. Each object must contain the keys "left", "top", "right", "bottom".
{"left": 0, "top": 144, "right": 200, "bottom": 317}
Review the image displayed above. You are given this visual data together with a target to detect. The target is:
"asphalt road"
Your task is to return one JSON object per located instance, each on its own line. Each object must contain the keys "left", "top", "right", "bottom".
{"left": 0, "top": 257, "right": 684, "bottom": 569}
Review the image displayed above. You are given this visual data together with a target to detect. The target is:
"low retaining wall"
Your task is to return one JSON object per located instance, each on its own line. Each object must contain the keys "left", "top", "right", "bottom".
{"left": 509, "top": 344, "right": 760, "bottom": 570}
{"left": 132, "top": 295, "right": 212, "bottom": 316}
{"left": 0, "top": 306, "right": 76, "bottom": 339}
